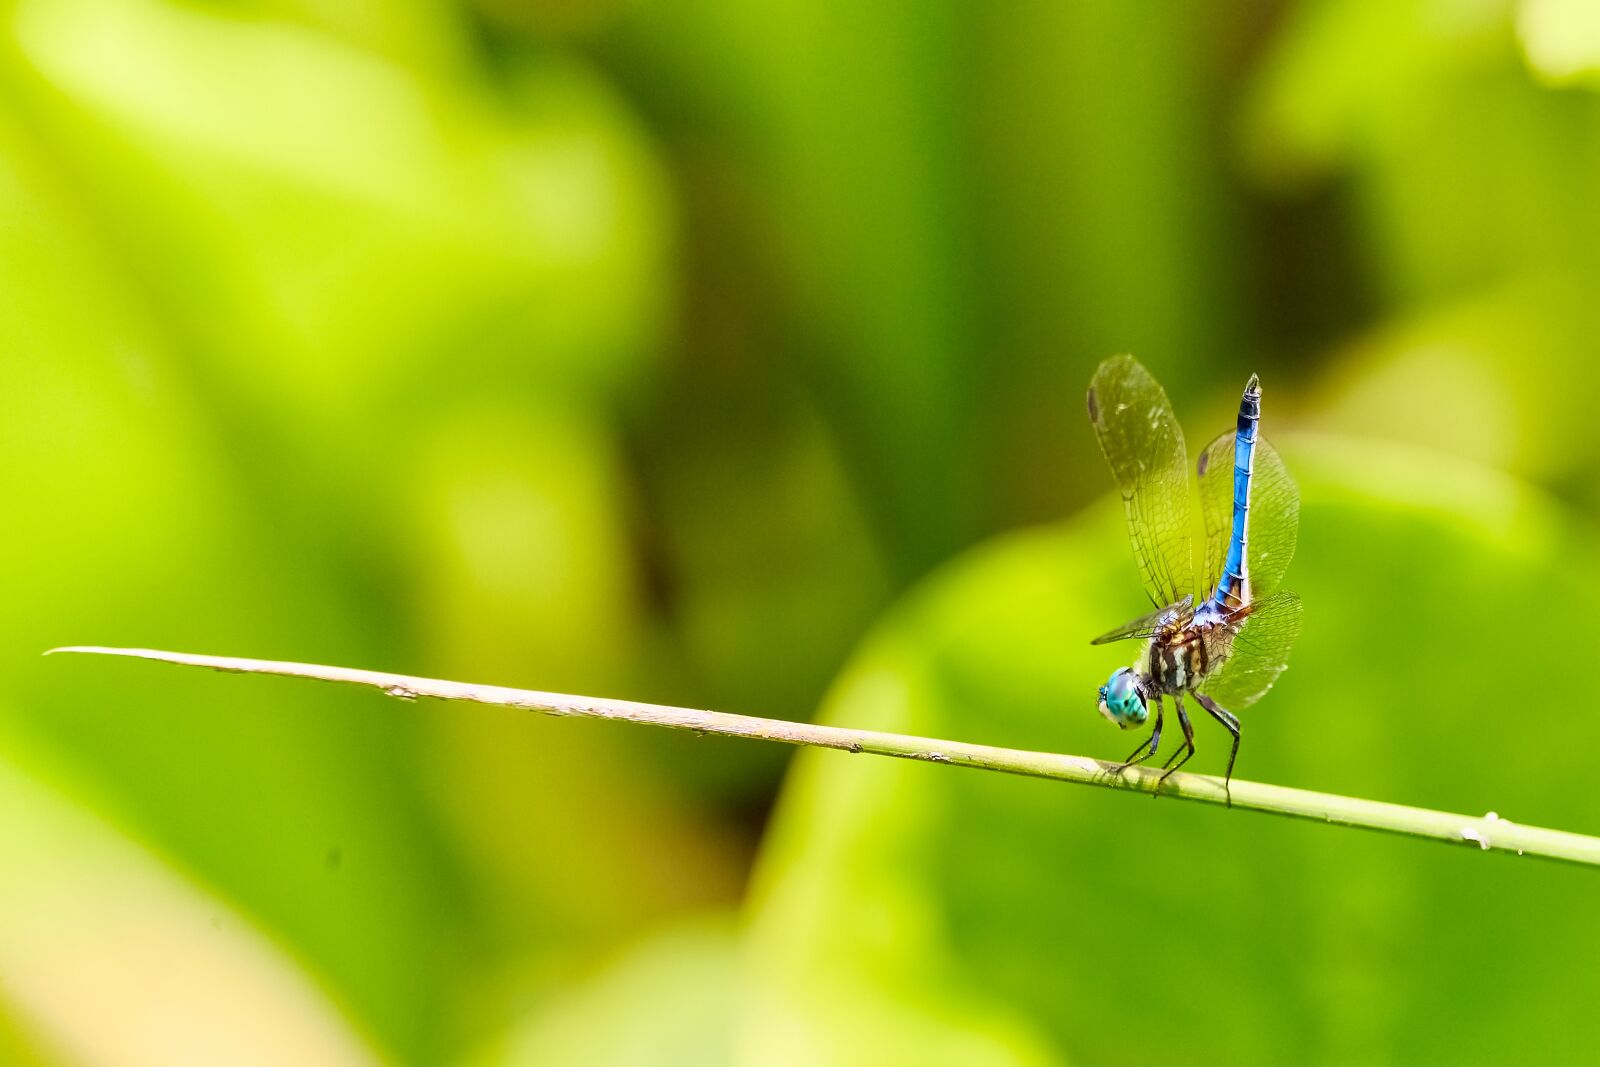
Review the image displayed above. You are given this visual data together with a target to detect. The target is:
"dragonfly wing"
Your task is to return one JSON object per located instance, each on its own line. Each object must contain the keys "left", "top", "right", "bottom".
{"left": 1087, "top": 355, "right": 1194, "bottom": 608}
{"left": 1198, "top": 430, "right": 1299, "bottom": 601}
{"left": 1091, "top": 594, "right": 1194, "bottom": 645}
{"left": 1198, "top": 590, "right": 1302, "bottom": 710}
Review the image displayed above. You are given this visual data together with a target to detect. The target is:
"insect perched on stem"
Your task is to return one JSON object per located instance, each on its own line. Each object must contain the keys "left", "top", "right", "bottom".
{"left": 1086, "top": 355, "right": 1301, "bottom": 801}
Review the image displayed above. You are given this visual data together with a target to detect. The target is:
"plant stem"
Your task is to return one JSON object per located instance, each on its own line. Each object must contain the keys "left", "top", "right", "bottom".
{"left": 46, "top": 645, "right": 1600, "bottom": 868}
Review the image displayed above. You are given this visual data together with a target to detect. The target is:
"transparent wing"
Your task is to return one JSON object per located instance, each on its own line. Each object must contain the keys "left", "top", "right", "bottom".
{"left": 1198, "top": 591, "right": 1302, "bottom": 711}
{"left": 1198, "top": 430, "right": 1299, "bottom": 601}
{"left": 1090, "top": 594, "right": 1194, "bottom": 646}
{"left": 1087, "top": 355, "right": 1194, "bottom": 608}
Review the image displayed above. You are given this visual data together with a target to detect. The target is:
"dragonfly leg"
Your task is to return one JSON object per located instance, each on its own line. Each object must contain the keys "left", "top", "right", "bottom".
{"left": 1114, "top": 696, "right": 1163, "bottom": 773}
{"left": 1157, "top": 696, "right": 1196, "bottom": 791}
{"left": 1194, "top": 692, "right": 1241, "bottom": 806}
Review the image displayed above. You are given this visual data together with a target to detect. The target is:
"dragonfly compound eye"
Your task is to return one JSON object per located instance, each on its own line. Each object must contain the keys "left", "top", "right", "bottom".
{"left": 1097, "top": 668, "right": 1147, "bottom": 729}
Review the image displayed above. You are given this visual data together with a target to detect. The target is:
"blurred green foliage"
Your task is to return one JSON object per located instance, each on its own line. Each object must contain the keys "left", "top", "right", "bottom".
{"left": 1, "top": 0, "right": 1599, "bottom": 1064}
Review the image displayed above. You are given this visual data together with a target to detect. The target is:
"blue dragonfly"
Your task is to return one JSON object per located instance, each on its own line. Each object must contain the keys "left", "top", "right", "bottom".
{"left": 1085, "top": 354, "right": 1301, "bottom": 796}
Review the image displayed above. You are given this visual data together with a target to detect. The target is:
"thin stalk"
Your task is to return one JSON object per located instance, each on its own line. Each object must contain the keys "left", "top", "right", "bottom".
{"left": 46, "top": 645, "right": 1600, "bottom": 868}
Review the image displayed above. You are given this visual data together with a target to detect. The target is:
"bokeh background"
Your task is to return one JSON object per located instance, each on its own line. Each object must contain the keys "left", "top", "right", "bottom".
{"left": 3, "top": 1, "right": 1600, "bottom": 1064}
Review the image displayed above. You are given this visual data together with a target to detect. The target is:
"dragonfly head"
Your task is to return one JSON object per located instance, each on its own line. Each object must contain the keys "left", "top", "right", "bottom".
{"left": 1096, "top": 667, "right": 1148, "bottom": 730}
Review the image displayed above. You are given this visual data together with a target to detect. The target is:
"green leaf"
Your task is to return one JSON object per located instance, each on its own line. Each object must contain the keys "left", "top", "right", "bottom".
{"left": 0, "top": 745, "right": 383, "bottom": 1066}
{"left": 746, "top": 436, "right": 1600, "bottom": 1064}
{"left": 469, "top": 916, "right": 738, "bottom": 1067}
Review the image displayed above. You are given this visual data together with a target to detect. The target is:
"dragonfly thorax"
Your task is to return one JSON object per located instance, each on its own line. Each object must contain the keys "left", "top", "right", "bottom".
{"left": 1140, "top": 620, "right": 1238, "bottom": 696}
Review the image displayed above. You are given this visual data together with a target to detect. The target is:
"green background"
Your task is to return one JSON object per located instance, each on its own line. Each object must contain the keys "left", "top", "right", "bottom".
{"left": 2, "top": 1, "right": 1599, "bottom": 1064}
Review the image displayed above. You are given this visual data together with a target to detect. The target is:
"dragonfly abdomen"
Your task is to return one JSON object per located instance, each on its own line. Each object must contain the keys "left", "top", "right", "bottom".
{"left": 1209, "top": 374, "right": 1260, "bottom": 612}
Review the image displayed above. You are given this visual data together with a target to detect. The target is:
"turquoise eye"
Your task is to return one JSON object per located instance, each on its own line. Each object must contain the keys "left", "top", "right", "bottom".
{"left": 1096, "top": 669, "right": 1147, "bottom": 729}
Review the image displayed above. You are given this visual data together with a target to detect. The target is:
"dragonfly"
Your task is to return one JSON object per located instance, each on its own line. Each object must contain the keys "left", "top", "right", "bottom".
{"left": 1085, "top": 354, "right": 1301, "bottom": 798}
